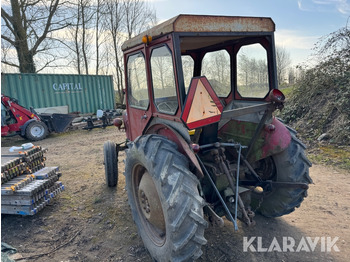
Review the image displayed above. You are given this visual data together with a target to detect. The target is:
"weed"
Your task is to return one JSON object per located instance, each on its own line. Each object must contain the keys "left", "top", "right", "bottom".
{"left": 308, "top": 145, "right": 350, "bottom": 170}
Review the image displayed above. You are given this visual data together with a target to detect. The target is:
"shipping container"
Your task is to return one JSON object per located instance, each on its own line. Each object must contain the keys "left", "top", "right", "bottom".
{"left": 1, "top": 73, "right": 115, "bottom": 114}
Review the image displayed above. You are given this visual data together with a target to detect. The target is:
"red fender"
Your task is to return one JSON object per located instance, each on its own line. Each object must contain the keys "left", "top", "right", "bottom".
{"left": 145, "top": 123, "right": 204, "bottom": 179}
{"left": 262, "top": 117, "right": 291, "bottom": 159}
{"left": 219, "top": 117, "right": 291, "bottom": 162}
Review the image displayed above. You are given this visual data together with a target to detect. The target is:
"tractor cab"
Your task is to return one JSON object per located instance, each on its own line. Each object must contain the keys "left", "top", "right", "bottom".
{"left": 105, "top": 14, "right": 312, "bottom": 262}
{"left": 122, "top": 14, "right": 279, "bottom": 148}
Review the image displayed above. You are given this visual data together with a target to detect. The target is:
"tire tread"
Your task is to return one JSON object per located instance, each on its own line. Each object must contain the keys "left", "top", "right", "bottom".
{"left": 257, "top": 132, "right": 312, "bottom": 217}
{"left": 125, "top": 134, "right": 207, "bottom": 261}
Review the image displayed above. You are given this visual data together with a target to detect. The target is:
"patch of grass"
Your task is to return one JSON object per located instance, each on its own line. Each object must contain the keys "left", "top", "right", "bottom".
{"left": 94, "top": 196, "right": 103, "bottom": 204}
{"left": 308, "top": 145, "right": 350, "bottom": 170}
{"left": 279, "top": 85, "right": 295, "bottom": 99}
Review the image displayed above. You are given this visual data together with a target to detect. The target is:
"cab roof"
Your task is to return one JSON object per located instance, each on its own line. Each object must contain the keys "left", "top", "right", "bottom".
{"left": 121, "top": 14, "right": 275, "bottom": 51}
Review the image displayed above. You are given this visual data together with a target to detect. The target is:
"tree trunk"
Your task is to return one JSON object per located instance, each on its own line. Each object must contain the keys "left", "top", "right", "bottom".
{"left": 75, "top": 3, "right": 82, "bottom": 74}
{"left": 11, "top": 0, "right": 36, "bottom": 73}
{"left": 81, "top": 0, "right": 89, "bottom": 75}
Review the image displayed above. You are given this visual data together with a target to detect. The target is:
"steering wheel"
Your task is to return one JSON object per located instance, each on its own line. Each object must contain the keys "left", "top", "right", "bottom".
{"left": 157, "top": 101, "right": 178, "bottom": 113}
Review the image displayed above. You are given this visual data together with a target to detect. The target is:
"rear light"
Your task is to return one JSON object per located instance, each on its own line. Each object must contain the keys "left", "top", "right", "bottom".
{"left": 190, "top": 143, "right": 200, "bottom": 154}
{"left": 267, "top": 89, "right": 285, "bottom": 103}
{"left": 265, "top": 124, "right": 276, "bottom": 133}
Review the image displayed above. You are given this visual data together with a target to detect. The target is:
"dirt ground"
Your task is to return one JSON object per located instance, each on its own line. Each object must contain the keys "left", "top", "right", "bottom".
{"left": 1, "top": 126, "right": 349, "bottom": 262}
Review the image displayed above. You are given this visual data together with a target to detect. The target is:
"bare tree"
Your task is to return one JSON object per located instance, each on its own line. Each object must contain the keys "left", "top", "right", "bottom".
{"left": 313, "top": 24, "right": 350, "bottom": 76}
{"left": 238, "top": 56, "right": 268, "bottom": 88}
{"left": 1, "top": 0, "right": 158, "bottom": 105}
{"left": 257, "top": 59, "right": 268, "bottom": 87}
{"left": 105, "top": 0, "right": 124, "bottom": 102}
{"left": 103, "top": 0, "right": 157, "bottom": 103}
{"left": 60, "top": 0, "right": 95, "bottom": 74}
{"left": 123, "top": 0, "right": 157, "bottom": 39}
{"left": 73, "top": 1, "right": 82, "bottom": 74}
{"left": 288, "top": 68, "right": 296, "bottom": 84}
{"left": 95, "top": 0, "right": 102, "bottom": 74}
{"left": 276, "top": 46, "right": 292, "bottom": 85}
{"left": 213, "top": 51, "right": 230, "bottom": 86}
{"left": 151, "top": 55, "right": 172, "bottom": 91}
{"left": 80, "top": 0, "right": 94, "bottom": 74}
{"left": 93, "top": 0, "right": 110, "bottom": 75}
{"left": 237, "top": 53, "right": 251, "bottom": 87}
{"left": 1, "top": 0, "right": 70, "bottom": 73}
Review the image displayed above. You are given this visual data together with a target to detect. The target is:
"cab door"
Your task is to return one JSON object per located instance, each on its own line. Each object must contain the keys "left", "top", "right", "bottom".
{"left": 125, "top": 50, "right": 152, "bottom": 141}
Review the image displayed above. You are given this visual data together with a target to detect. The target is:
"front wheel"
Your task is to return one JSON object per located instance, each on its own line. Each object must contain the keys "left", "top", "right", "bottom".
{"left": 103, "top": 141, "right": 118, "bottom": 187}
{"left": 25, "top": 121, "right": 48, "bottom": 141}
{"left": 125, "top": 135, "right": 207, "bottom": 261}
{"left": 252, "top": 133, "right": 313, "bottom": 217}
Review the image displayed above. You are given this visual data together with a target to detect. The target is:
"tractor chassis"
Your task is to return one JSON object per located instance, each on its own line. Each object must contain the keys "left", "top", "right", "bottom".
{"left": 196, "top": 142, "right": 247, "bottom": 230}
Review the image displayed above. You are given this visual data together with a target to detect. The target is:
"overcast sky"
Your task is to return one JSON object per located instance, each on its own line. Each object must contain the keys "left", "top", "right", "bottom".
{"left": 149, "top": 0, "right": 350, "bottom": 66}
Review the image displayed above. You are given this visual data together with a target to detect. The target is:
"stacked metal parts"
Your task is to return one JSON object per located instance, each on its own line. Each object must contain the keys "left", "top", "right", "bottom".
{"left": 1, "top": 146, "right": 64, "bottom": 215}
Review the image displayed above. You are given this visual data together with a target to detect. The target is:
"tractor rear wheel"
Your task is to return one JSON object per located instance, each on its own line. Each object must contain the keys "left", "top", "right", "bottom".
{"left": 125, "top": 134, "right": 207, "bottom": 261}
{"left": 103, "top": 141, "right": 118, "bottom": 187}
{"left": 252, "top": 133, "right": 313, "bottom": 217}
{"left": 25, "top": 121, "right": 48, "bottom": 141}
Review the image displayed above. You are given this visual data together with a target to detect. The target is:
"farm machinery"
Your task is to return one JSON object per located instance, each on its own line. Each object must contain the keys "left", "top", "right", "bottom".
{"left": 1, "top": 95, "right": 76, "bottom": 141}
{"left": 103, "top": 14, "right": 312, "bottom": 261}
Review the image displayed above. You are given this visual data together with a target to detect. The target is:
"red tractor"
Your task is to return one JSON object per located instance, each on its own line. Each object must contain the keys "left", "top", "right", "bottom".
{"left": 1, "top": 95, "right": 76, "bottom": 141}
{"left": 104, "top": 15, "right": 312, "bottom": 261}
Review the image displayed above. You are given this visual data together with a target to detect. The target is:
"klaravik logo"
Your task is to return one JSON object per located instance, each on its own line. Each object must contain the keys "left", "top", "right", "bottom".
{"left": 243, "top": 236, "right": 340, "bottom": 252}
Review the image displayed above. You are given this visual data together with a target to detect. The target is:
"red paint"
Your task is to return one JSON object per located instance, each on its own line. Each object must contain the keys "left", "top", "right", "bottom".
{"left": 262, "top": 117, "right": 291, "bottom": 158}
{"left": 266, "top": 89, "right": 285, "bottom": 103}
{"left": 1, "top": 95, "right": 40, "bottom": 137}
{"left": 181, "top": 76, "right": 223, "bottom": 129}
{"left": 124, "top": 35, "right": 184, "bottom": 141}
{"left": 145, "top": 123, "right": 203, "bottom": 178}
{"left": 126, "top": 104, "right": 152, "bottom": 141}
{"left": 186, "top": 115, "right": 222, "bottom": 130}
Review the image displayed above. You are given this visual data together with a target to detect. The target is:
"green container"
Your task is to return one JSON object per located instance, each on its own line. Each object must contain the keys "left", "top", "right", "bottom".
{"left": 1, "top": 73, "right": 115, "bottom": 114}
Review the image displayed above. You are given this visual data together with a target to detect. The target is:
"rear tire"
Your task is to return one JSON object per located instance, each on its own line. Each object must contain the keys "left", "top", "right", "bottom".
{"left": 125, "top": 135, "right": 207, "bottom": 261}
{"left": 25, "top": 121, "right": 48, "bottom": 141}
{"left": 253, "top": 133, "right": 313, "bottom": 217}
{"left": 103, "top": 141, "right": 118, "bottom": 187}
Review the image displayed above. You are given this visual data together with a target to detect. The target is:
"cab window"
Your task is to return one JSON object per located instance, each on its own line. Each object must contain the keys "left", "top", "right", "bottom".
{"left": 151, "top": 45, "right": 178, "bottom": 115}
{"left": 237, "top": 43, "right": 269, "bottom": 98}
{"left": 181, "top": 55, "right": 194, "bottom": 93}
{"left": 201, "top": 49, "right": 231, "bottom": 97}
{"left": 127, "top": 52, "right": 149, "bottom": 109}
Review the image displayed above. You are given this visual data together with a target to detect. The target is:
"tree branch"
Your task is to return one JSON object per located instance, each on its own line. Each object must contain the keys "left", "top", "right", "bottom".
{"left": 31, "top": 0, "right": 60, "bottom": 54}
{"left": 1, "top": 35, "right": 16, "bottom": 46}
{"left": 1, "top": 8, "right": 15, "bottom": 35}
{"left": 1, "top": 8, "right": 13, "bottom": 24}
{"left": 1, "top": 60, "right": 19, "bottom": 68}
{"left": 36, "top": 59, "right": 58, "bottom": 73}
{"left": 25, "top": 0, "right": 41, "bottom": 7}
{"left": 46, "top": 36, "right": 75, "bottom": 51}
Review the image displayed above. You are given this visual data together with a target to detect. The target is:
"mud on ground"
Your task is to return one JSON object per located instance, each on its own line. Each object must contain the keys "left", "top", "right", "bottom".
{"left": 1, "top": 127, "right": 349, "bottom": 261}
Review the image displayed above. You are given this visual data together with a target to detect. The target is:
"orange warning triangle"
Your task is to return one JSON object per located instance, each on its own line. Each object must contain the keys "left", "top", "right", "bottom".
{"left": 187, "top": 79, "right": 221, "bottom": 124}
{"left": 181, "top": 76, "right": 223, "bottom": 129}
